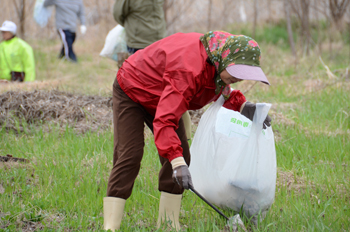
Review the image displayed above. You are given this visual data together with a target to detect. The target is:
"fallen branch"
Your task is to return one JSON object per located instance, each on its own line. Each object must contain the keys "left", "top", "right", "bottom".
{"left": 0, "top": 154, "right": 29, "bottom": 163}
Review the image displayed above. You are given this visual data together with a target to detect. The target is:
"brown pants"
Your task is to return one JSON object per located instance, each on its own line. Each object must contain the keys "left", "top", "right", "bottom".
{"left": 107, "top": 79, "right": 190, "bottom": 199}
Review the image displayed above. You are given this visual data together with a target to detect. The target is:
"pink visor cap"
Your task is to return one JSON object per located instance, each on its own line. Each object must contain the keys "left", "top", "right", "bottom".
{"left": 226, "top": 64, "right": 270, "bottom": 85}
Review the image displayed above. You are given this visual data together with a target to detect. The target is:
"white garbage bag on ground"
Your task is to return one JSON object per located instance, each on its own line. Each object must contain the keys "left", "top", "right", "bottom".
{"left": 33, "top": 0, "right": 53, "bottom": 28}
{"left": 100, "top": 25, "right": 128, "bottom": 63}
{"left": 189, "top": 96, "right": 277, "bottom": 222}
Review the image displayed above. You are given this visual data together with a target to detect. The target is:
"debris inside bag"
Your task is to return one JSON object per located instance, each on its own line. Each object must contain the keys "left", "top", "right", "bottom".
{"left": 226, "top": 214, "right": 247, "bottom": 232}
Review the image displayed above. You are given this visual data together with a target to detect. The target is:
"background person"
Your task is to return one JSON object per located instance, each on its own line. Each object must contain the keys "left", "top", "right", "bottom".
{"left": 113, "top": 0, "right": 166, "bottom": 54}
{"left": 0, "top": 21, "right": 35, "bottom": 82}
{"left": 44, "top": 0, "right": 86, "bottom": 62}
{"left": 103, "top": 31, "right": 271, "bottom": 231}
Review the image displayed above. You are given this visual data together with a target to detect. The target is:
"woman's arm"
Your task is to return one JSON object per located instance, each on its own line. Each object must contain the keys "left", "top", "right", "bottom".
{"left": 153, "top": 70, "right": 197, "bottom": 162}
{"left": 222, "top": 89, "right": 246, "bottom": 111}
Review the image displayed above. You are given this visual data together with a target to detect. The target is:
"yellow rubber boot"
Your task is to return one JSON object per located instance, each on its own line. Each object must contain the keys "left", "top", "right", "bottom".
{"left": 157, "top": 191, "right": 182, "bottom": 230}
{"left": 103, "top": 197, "right": 126, "bottom": 231}
{"left": 182, "top": 111, "right": 192, "bottom": 140}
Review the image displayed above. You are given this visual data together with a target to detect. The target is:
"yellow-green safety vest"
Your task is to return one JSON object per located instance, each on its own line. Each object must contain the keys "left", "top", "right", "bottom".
{"left": 0, "top": 36, "right": 35, "bottom": 82}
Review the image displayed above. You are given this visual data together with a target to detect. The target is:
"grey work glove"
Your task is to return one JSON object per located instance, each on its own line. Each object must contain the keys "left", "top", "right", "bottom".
{"left": 240, "top": 101, "right": 272, "bottom": 129}
{"left": 172, "top": 165, "right": 194, "bottom": 190}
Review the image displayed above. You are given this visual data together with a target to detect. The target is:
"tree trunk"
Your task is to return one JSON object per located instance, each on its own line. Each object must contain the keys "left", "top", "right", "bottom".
{"left": 252, "top": 0, "right": 258, "bottom": 39}
{"left": 315, "top": 0, "right": 323, "bottom": 54}
{"left": 208, "top": 0, "right": 213, "bottom": 31}
{"left": 329, "top": 22, "right": 333, "bottom": 58}
{"left": 329, "top": 0, "right": 350, "bottom": 31}
{"left": 267, "top": 0, "right": 272, "bottom": 23}
{"left": 106, "top": 0, "right": 112, "bottom": 35}
{"left": 301, "top": 0, "right": 310, "bottom": 56}
{"left": 21, "top": 0, "right": 25, "bottom": 37}
{"left": 284, "top": 0, "right": 296, "bottom": 58}
{"left": 239, "top": 0, "right": 247, "bottom": 22}
{"left": 95, "top": 0, "right": 101, "bottom": 24}
{"left": 13, "top": 0, "right": 26, "bottom": 39}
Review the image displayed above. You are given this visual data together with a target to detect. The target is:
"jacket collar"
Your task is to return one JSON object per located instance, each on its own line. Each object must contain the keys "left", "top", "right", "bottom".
{"left": 3, "top": 36, "right": 17, "bottom": 44}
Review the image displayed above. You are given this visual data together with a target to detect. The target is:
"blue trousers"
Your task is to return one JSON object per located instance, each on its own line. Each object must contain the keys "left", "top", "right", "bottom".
{"left": 58, "top": 29, "right": 77, "bottom": 62}
{"left": 127, "top": 46, "right": 142, "bottom": 55}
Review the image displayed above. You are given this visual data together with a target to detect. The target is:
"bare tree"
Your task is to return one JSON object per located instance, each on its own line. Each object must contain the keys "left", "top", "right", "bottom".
{"left": 208, "top": 0, "right": 213, "bottom": 31}
{"left": 164, "top": 0, "right": 195, "bottom": 34}
{"left": 329, "top": 0, "right": 350, "bottom": 30}
{"left": 348, "top": 12, "right": 350, "bottom": 63}
{"left": 267, "top": 0, "right": 272, "bottom": 23}
{"left": 313, "top": 0, "right": 323, "bottom": 54}
{"left": 13, "top": 0, "right": 26, "bottom": 39}
{"left": 284, "top": 0, "right": 296, "bottom": 58}
{"left": 290, "top": 0, "right": 311, "bottom": 56}
{"left": 301, "top": 0, "right": 311, "bottom": 56}
{"left": 252, "top": 0, "right": 258, "bottom": 39}
{"left": 328, "top": 0, "right": 350, "bottom": 59}
{"left": 309, "top": 0, "right": 335, "bottom": 56}
{"left": 94, "top": 0, "right": 101, "bottom": 24}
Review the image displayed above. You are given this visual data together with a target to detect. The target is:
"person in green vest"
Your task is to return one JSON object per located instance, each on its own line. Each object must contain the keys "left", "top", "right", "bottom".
{"left": 0, "top": 21, "right": 35, "bottom": 82}
{"left": 113, "top": 0, "right": 167, "bottom": 54}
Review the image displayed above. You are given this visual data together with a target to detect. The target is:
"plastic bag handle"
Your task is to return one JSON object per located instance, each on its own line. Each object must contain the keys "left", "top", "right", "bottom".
{"left": 253, "top": 103, "right": 271, "bottom": 128}
{"left": 213, "top": 95, "right": 225, "bottom": 108}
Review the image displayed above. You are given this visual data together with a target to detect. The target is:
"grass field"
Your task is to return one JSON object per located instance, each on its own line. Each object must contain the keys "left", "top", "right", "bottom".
{"left": 1, "top": 25, "right": 350, "bottom": 231}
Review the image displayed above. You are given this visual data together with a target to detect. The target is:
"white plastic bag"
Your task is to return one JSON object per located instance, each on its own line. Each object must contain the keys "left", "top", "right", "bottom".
{"left": 33, "top": 0, "right": 53, "bottom": 28}
{"left": 100, "top": 25, "right": 128, "bottom": 62}
{"left": 189, "top": 96, "right": 276, "bottom": 220}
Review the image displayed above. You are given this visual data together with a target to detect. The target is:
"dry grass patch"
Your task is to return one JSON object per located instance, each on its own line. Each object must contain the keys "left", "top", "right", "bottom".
{"left": 303, "top": 79, "right": 325, "bottom": 92}
{"left": 269, "top": 103, "right": 298, "bottom": 129}
{"left": 311, "top": 128, "right": 350, "bottom": 137}
{"left": 270, "top": 102, "right": 298, "bottom": 112}
{"left": 277, "top": 168, "right": 349, "bottom": 202}
{"left": 0, "top": 79, "right": 66, "bottom": 94}
{"left": 0, "top": 90, "right": 113, "bottom": 133}
{"left": 271, "top": 112, "right": 295, "bottom": 127}
{"left": 0, "top": 159, "right": 30, "bottom": 170}
{"left": 301, "top": 125, "right": 350, "bottom": 138}
{"left": 276, "top": 169, "right": 312, "bottom": 195}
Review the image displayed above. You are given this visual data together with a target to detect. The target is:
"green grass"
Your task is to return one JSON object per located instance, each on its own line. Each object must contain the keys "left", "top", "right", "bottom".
{"left": 1, "top": 27, "right": 350, "bottom": 231}
{"left": 1, "top": 89, "right": 349, "bottom": 231}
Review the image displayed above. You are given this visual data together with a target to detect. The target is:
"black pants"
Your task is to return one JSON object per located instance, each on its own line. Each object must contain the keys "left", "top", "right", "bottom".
{"left": 58, "top": 29, "right": 77, "bottom": 62}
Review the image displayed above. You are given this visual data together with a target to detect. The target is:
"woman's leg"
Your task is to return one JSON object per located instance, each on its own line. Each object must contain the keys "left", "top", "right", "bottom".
{"left": 145, "top": 118, "right": 189, "bottom": 230}
{"left": 106, "top": 79, "right": 147, "bottom": 199}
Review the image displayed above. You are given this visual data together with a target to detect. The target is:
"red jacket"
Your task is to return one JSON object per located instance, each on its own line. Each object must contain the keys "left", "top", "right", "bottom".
{"left": 117, "top": 32, "right": 245, "bottom": 161}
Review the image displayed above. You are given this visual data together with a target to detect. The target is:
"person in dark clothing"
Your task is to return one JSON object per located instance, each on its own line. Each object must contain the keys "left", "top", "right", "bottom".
{"left": 57, "top": 29, "right": 76, "bottom": 61}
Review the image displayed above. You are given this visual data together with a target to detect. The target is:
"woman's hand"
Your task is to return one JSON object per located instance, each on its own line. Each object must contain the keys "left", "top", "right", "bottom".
{"left": 240, "top": 101, "right": 272, "bottom": 129}
{"left": 172, "top": 165, "right": 193, "bottom": 190}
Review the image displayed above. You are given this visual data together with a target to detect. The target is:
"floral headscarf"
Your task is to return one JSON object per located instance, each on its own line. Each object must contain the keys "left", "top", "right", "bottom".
{"left": 200, "top": 31, "right": 262, "bottom": 99}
